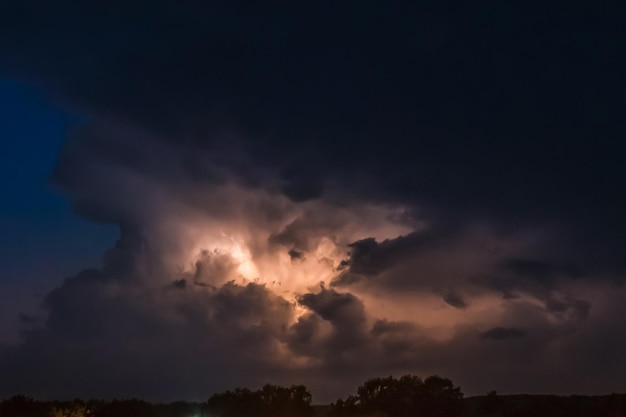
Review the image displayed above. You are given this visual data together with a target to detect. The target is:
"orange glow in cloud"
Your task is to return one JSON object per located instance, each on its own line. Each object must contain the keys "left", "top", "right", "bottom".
{"left": 152, "top": 185, "right": 555, "bottom": 337}
{"left": 172, "top": 185, "right": 416, "bottom": 294}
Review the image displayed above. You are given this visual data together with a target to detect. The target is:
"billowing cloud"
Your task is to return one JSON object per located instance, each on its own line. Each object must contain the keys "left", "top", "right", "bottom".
{"left": 1, "top": 0, "right": 626, "bottom": 403}
{"left": 1, "top": 122, "right": 624, "bottom": 401}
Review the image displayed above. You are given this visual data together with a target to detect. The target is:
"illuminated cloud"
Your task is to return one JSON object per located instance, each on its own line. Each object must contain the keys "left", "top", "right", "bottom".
{"left": 1, "top": 0, "right": 625, "bottom": 402}
{"left": 1, "top": 120, "right": 623, "bottom": 402}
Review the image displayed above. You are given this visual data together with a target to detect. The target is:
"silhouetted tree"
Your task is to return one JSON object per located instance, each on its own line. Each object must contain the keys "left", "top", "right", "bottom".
{"left": 207, "top": 388, "right": 262, "bottom": 417}
{"left": 332, "top": 375, "right": 463, "bottom": 417}
{"left": 417, "top": 376, "right": 464, "bottom": 417}
{"left": 331, "top": 396, "right": 361, "bottom": 417}
{"left": 0, "top": 395, "right": 50, "bottom": 417}
{"left": 207, "top": 384, "right": 313, "bottom": 417}
{"left": 153, "top": 401, "right": 203, "bottom": 417}
{"left": 92, "top": 399, "right": 155, "bottom": 417}
{"left": 478, "top": 391, "right": 503, "bottom": 417}
{"left": 50, "top": 403, "right": 90, "bottom": 417}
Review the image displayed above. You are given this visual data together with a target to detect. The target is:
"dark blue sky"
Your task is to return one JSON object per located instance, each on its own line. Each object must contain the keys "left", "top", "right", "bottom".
{"left": 0, "top": 80, "right": 116, "bottom": 344}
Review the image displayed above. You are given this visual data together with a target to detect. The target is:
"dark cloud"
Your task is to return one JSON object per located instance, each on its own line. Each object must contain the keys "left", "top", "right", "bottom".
{"left": 479, "top": 327, "right": 526, "bottom": 341}
{"left": 442, "top": 290, "right": 468, "bottom": 309}
{"left": 0, "top": 262, "right": 297, "bottom": 400}
{"left": 332, "top": 226, "right": 458, "bottom": 284}
{"left": 286, "top": 313, "right": 324, "bottom": 358}
{"left": 288, "top": 249, "right": 305, "bottom": 261}
{"left": 297, "top": 288, "right": 367, "bottom": 337}
{"left": 2, "top": 2, "right": 624, "bottom": 266}
{"left": 279, "top": 164, "right": 324, "bottom": 203}
{"left": 1, "top": 1, "right": 624, "bottom": 234}
{"left": 17, "top": 313, "right": 38, "bottom": 325}
{"left": 544, "top": 296, "right": 590, "bottom": 324}
{"left": 369, "top": 320, "right": 425, "bottom": 363}
{"left": 172, "top": 279, "right": 187, "bottom": 289}
{"left": 502, "top": 258, "right": 586, "bottom": 283}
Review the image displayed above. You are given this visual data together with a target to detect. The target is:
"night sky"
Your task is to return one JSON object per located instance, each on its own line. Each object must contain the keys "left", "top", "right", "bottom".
{"left": 1, "top": 1, "right": 625, "bottom": 403}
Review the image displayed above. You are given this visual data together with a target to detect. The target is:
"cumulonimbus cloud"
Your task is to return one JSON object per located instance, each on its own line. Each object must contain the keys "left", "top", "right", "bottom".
{"left": 2, "top": 118, "right": 624, "bottom": 402}
{"left": 1, "top": 0, "right": 626, "bottom": 402}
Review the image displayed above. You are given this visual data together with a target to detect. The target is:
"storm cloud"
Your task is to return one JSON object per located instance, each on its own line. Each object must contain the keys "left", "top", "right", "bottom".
{"left": 1, "top": 0, "right": 626, "bottom": 403}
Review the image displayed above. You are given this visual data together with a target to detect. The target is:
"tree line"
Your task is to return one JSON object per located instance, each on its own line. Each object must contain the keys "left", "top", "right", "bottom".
{"left": 2, "top": 375, "right": 626, "bottom": 417}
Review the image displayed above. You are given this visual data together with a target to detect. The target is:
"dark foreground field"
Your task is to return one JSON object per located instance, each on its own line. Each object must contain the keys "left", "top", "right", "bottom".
{"left": 3, "top": 375, "right": 626, "bottom": 417}
{"left": 3, "top": 394, "right": 626, "bottom": 417}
